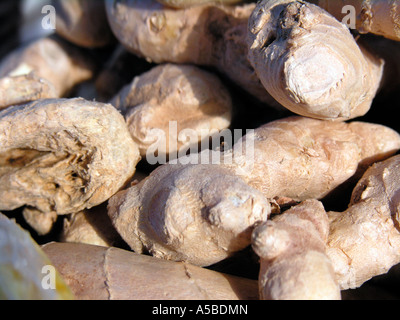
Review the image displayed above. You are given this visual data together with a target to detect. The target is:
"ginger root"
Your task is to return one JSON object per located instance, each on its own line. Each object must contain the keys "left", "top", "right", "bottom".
{"left": 229, "top": 116, "right": 400, "bottom": 202}
{"left": 42, "top": 242, "right": 259, "bottom": 300}
{"left": 252, "top": 200, "right": 341, "bottom": 300}
{"left": 111, "top": 63, "right": 232, "bottom": 159}
{"left": 108, "top": 163, "right": 271, "bottom": 267}
{"left": 52, "top": 0, "right": 115, "bottom": 48}
{"left": 311, "top": 0, "right": 400, "bottom": 42}
{"left": 247, "top": 0, "right": 383, "bottom": 120}
{"left": 0, "top": 98, "right": 140, "bottom": 234}
{"left": 60, "top": 203, "right": 125, "bottom": 248}
{"left": 105, "top": 0, "right": 277, "bottom": 106}
{"left": 0, "top": 74, "right": 57, "bottom": 109}
{"left": 327, "top": 154, "right": 400, "bottom": 289}
{"left": 0, "top": 36, "right": 96, "bottom": 98}
{"left": 107, "top": 116, "right": 400, "bottom": 267}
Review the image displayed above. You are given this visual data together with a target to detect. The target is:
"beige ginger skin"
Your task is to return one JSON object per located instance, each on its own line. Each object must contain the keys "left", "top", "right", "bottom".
{"left": 60, "top": 204, "right": 125, "bottom": 248}
{"left": 107, "top": 116, "right": 400, "bottom": 267}
{"left": 0, "top": 98, "right": 140, "bottom": 235}
{"left": 0, "top": 74, "right": 57, "bottom": 109}
{"left": 247, "top": 0, "right": 384, "bottom": 120}
{"left": 0, "top": 36, "right": 96, "bottom": 98}
{"left": 105, "top": 0, "right": 277, "bottom": 106}
{"left": 229, "top": 116, "right": 400, "bottom": 202}
{"left": 327, "top": 155, "right": 400, "bottom": 289}
{"left": 111, "top": 63, "right": 232, "bottom": 159}
{"left": 42, "top": 242, "right": 259, "bottom": 300}
{"left": 108, "top": 163, "right": 271, "bottom": 267}
{"left": 52, "top": 0, "right": 115, "bottom": 48}
{"left": 60, "top": 171, "right": 147, "bottom": 247}
{"left": 1, "top": 0, "right": 400, "bottom": 301}
{"left": 311, "top": 0, "right": 400, "bottom": 42}
{"left": 252, "top": 200, "right": 341, "bottom": 300}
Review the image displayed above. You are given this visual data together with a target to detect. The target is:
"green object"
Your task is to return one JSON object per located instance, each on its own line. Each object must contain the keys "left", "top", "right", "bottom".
{"left": 0, "top": 213, "right": 74, "bottom": 300}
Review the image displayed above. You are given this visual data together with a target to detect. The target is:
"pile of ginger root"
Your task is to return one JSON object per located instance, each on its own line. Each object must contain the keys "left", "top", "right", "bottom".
{"left": 1, "top": 0, "right": 400, "bottom": 300}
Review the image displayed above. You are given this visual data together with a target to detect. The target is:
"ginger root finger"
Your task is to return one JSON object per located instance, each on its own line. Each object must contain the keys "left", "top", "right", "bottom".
{"left": 0, "top": 36, "right": 96, "bottom": 98}
{"left": 312, "top": 0, "right": 400, "bottom": 42}
{"left": 108, "top": 163, "right": 271, "bottom": 267}
{"left": 0, "top": 74, "right": 57, "bottom": 109}
{"left": 42, "top": 242, "right": 259, "bottom": 300}
{"left": 327, "top": 154, "right": 400, "bottom": 289}
{"left": 247, "top": 0, "right": 383, "bottom": 120}
{"left": 106, "top": 116, "right": 400, "bottom": 266}
{"left": 60, "top": 203, "right": 125, "bottom": 248}
{"left": 0, "top": 98, "right": 140, "bottom": 234}
{"left": 230, "top": 116, "right": 400, "bottom": 201}
{"left": 52, "top": 0, "right": 115, "bottom": 48}
{"left": 105, "top": 0, "right": 278, "bottom": 107}
{"left": 111, "top": 63, "right": 232, "bottom": 159}
{"left": 252, "top": 200, "right": 340, "bottom": 300}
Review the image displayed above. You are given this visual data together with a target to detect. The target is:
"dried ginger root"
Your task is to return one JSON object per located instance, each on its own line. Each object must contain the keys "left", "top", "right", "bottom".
{"left": 60, "top": 203, "right": 125, "bottom": 248}
{"left": 42, "top": 242, "right": 259, "bottom": 300}
{"left": 0, "top": 36, "right": 96, "bottom": 98}
{"left": 61, "top": 171, "right": 147, "bottom": 247}
{"left": 52, "top": 0, "right": 115, "bottom": 48}
{"left": 229, "top": 116, "right": 400, "bottom": 202}
{"left": 105, "top": 0, "right": 278, "bottom": 106}
{"left": 252, "top": 200, "right": 340, "bottom": 300}
{"left": 2, "top": 0, "right": 400, "bottom": 301}
{"left": 107, "top": 116, "right": 400, "bottom": 267}
{"left": 108, "top": 163, "right": 271, "bottom": 267}
{"left": 247, "top": 0, "right": 383, "bottom": 120}
{"left": 0, "top": 98, "right": 140, "bottom": 235}
{"left": 111, "top": 63, "right": 232, "bottom": 159}
{"left": 311, "top": 0, "right": 400, "bottom": 42}
{"left": 327, "top": 155, "right": 400, "bottom": 289}
{"left": 0, "top": 74, "right": 57, "bottom": 110}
